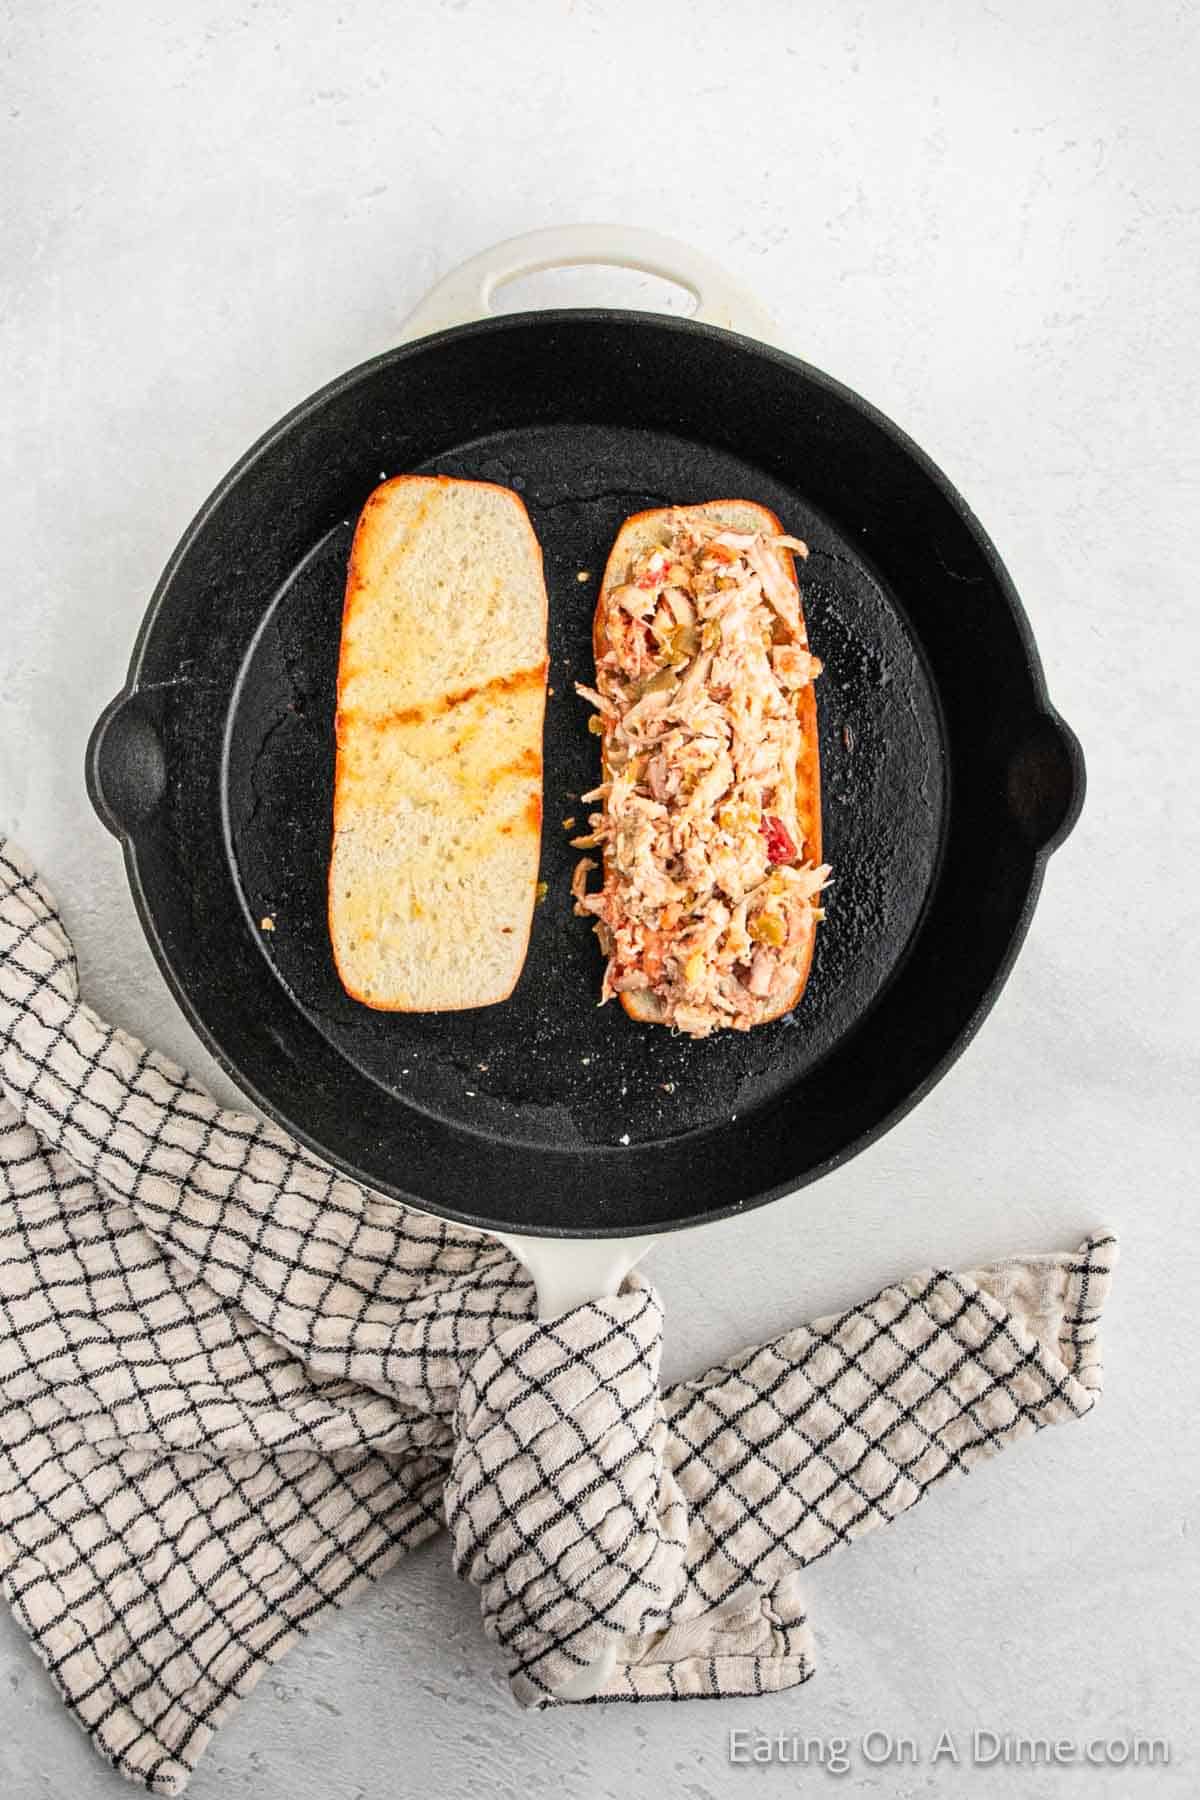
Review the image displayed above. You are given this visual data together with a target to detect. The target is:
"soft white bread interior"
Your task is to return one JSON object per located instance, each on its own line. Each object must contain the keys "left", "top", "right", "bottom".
{"left": 329, "top": 475, "right": 548, "bottom": 1010}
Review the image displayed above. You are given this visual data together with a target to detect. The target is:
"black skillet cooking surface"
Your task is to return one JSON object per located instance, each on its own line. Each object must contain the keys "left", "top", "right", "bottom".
{"left": 87, "top": 312, "right": 1083, "bottom": 1237}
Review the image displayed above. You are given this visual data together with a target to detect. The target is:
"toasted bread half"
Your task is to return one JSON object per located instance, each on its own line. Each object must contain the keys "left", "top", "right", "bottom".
{"left": 592, "top": 500, "right": 822, "bottom": 1028}
{"left": 329, "top": 475, "right": 548, "bottom": 1011}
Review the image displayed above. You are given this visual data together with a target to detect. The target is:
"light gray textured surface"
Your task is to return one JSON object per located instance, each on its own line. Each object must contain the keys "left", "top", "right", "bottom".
{"left": 1, "top": 1, "right": 1197, "bottom": 1795}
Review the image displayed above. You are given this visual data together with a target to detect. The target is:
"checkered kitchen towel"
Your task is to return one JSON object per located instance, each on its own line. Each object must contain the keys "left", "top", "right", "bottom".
{"left": 0, "top": 841, "right": 1116, "bottom": 1794}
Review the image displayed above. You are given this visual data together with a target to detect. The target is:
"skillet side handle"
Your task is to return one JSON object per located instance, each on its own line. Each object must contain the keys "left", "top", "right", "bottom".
{"left": 86, "top": 691, "right": 167, "bottom": 840}
{"left": 397, "top": 225, "right": 781, "bottom": 347}
{"left": 1006, "top": 708, "right": 1086, "bottom": 854}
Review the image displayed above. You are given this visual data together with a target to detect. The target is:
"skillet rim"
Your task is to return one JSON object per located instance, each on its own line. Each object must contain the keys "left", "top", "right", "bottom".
{"left": 88, "top": 308, "right": 1084, "bottom": 1237}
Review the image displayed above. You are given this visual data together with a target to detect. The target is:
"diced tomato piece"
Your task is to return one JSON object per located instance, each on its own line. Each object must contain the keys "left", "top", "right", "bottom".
{"left": 761, "top": 814, "right": 797, "bottom": 865}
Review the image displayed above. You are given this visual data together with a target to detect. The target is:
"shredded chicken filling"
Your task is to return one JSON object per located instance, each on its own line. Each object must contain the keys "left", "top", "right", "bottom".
{"left": 573, "top": 511, "right": 831, "bottom": 1038}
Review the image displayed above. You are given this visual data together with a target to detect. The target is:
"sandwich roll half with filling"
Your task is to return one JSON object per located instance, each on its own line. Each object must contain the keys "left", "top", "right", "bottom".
{"left": 573, "top": 501, "right": 829, "bottom": 1038}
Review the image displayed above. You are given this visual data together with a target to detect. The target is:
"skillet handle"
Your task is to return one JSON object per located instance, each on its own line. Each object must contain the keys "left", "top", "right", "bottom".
{"left": 489, "top": 1228, "right": 658, "bottom": 1702}
{"left": 492, "top": 1230, "right": 658, "bottom": 1320}
{"left": 1007, "top": 707, "right": 1086, "bottom": 853}
{"left": 86, "top": 690, "right": 167, "bottom": 839}
{"left": 397, "top": 225, "right": 781, "bottom": 347}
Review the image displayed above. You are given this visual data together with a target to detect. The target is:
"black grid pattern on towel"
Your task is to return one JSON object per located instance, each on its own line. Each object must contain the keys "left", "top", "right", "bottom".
{"left": 0, "top": 841, "right": 1116, "bottom": 1790}
{"left": 444, "top": 1232, "right": 1114, "bottom": 1705}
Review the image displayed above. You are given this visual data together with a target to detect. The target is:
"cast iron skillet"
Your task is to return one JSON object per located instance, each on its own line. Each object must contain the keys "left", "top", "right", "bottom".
{"left": 86, "top": 241, "right": 1083, "bottom": 1242}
